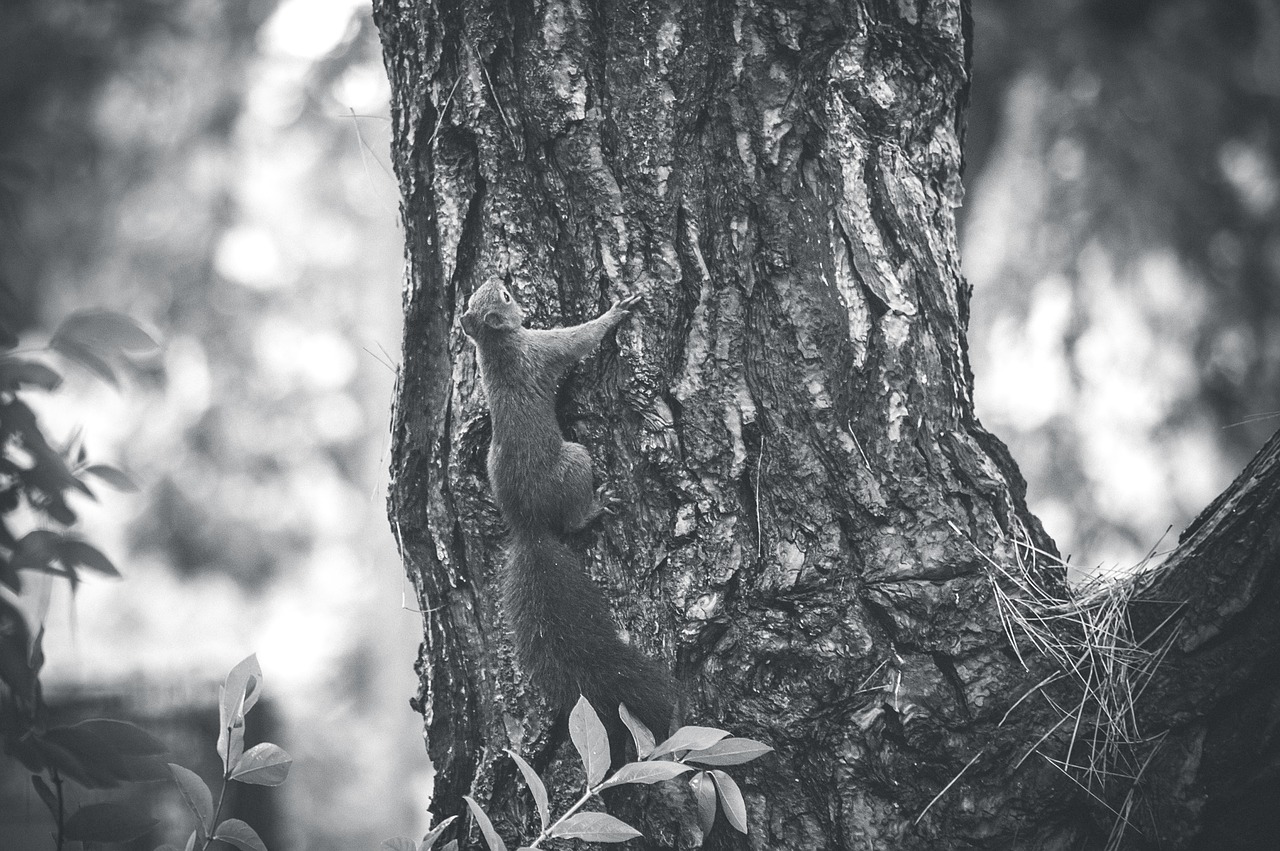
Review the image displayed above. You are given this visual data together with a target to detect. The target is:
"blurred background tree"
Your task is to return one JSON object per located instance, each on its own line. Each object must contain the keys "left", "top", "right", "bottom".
{"left": 964, "top": 0, "right": 1280, "bottom": 573}
{"left": 0, "top": 0, "right": 1277, "bottom": 846}
{"left": 0, "top": 0, "right": 430, "bottom": 848}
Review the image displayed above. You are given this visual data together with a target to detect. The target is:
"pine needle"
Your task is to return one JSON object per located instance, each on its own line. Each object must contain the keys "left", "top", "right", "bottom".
{"left": 914, "top": 749, "right": 985, "bottom": 825}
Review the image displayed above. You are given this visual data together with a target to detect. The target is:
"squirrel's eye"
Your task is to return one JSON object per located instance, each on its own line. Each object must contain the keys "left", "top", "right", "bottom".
{"left": 502, "top": 292, "right": 510, "bottom": 302}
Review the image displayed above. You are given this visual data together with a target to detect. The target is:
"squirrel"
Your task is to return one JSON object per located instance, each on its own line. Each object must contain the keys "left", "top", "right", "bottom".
{"left": 460, "top": 278, "right": 676, "bottom": 738}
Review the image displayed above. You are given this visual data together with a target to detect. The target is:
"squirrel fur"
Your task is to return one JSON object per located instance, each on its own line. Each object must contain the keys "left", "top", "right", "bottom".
{"left": 461, "top": 278, "right": 675, "bottom": 737}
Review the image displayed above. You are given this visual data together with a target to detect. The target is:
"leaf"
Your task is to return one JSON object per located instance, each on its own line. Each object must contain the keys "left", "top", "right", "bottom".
{"left": 440, "top": 842, "right": 458, "bottom": 851}
{"left": 419, "top": 815, "right": 457, "bottom": 851}
{"left": 231, "top": 742, "right": 292, "bottom": 786}
{"left": 29, "top": 624, "right": 45, "bottom": 679}
{"left": 0, "top": 599, "right": 37, "bottom": 698}
{"left": 43, "top": 492, "right": 78, "bottom": 526}
{"left": 169, "top": 763, "right": 214, "bottom": 836}
{"left": 51, "top": 337, "right": 118, "bottom": 386}
{"left": 569, "top": 695, "right": 610, "bottom": 788}
{"left": 710, "top": 770, "right": 749, "bottom": 833}
{"left": 463, "top": 795, "right": 507, "bottom": 851}
{"left": 220, "top": 718, "right": 246, "bottom": 771}
{"left": 184, "top": 829, "right": 199, "bottom": 851}
{"left": 218, "top": 655, "right": 262, "bottom": 765}
{"left": 650, "top": 726, "right": 730, "bottom": 760}
{"left": 0, "top": 554, "right": 18, "bottom": 592}
{"left": 0, "top": 314, "right": 17, "bottom": 350}
{"left": 30, "top": 774, "right": 57, "bottom": 817}
{"left": 599, "top": 760, "right": 693, "bottom": 789}
{"left": 212, "top": 818, "right": 269, "bottom": 851}
{"left": 122, "top": 754, "right": 171, "bottom": 782}
{"left": 690, "top": 771, "right": 717, "bottom": 837}
{"left": 56, "top": 540, "right": 120, "bottom": 577}
{"left": 52, "top": 311, "right": 159, "bottom": 356}
{"left": 37, "top": 724, "right": 132, "bottom": 787}
{"left": 64, "top": 802, "right": 158, "bottom": 842}
{"left": 222, "top": 654, "right": 264, "bottom": 718}
{"left": 547, "top": 812, "right": 642, "bottom": 843}
{"left": 619, "top": 703, "right": 656, "bottom": 759}
{"left": 83, "top": 464, "right": 139, "bottom": 492}
{"left": 45, "top": 719, "right": 167, "bottom": 784}
{"left": 505, "top": 749, "right": 549, "bottom": 832}
{"left": 73, "top": 719, "right": 167, "bottom": 755}
{"left": 0, "top": 357, "right": 62, "bottom": 391}
{"left": 684, "top": 737, "right": 773, "bottom": 766}
{"left": 11, "top": 530, "right": 63, "bottom": 573}
{"left": 381, "top": 839, "right": 418, "bottom": 851}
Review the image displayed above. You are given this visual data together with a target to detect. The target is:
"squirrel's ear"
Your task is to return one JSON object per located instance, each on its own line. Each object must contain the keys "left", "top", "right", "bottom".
{"left": 484, "top": 310, "right": 506, "bottom": 329}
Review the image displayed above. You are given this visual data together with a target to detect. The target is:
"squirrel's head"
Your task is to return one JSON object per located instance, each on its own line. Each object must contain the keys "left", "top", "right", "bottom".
{"left": 461, "top": 280, "right": 525, "bottom": 338}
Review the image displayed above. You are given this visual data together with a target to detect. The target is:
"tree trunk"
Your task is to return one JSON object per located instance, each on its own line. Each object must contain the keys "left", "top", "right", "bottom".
{"left": 375, "top": 1, "right": 1280, "bottom": 848}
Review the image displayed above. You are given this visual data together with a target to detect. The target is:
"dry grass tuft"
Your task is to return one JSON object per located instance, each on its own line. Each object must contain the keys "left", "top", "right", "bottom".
{"left": 951, "top": 518, "right": 1186, "bottom": 846}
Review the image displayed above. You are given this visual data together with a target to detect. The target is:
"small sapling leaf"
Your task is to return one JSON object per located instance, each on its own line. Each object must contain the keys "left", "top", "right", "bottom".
{"left": 218, "top": 716, "right": 246, "bottom": 771}
{"left": 650, "top": 726, "right": 730, "bottom": 760}
{"left": 710, "top": 770, "right": 749, "bottom": 833}
{"left": 381, "top": 839, "right": 417, "bottom": 851}
{"left": 221, "top": 655, "right": 264, "bottom": 720}
{"left": 684, "top": 737, "right": 773, "bottom": 766}
{"left": 218, "top": 655, "right": 262, "bottom": 766}
{"left": 213, "top": 818, "right": 269, "bottom": 851}
{"left": 619, "top": 703, "right": 656, "bottom": 759}
{"left": 505, "top": 749, "right": 549, "bottom": 832}
{"left": 419, "top": 814, "right": 457, "bottom": 850}
{"left": 440, "top": 842, "right": 458, "bottom": 851}
{"left": 599, "top": 760, "right": 692, "bottom": 789}
{"left": 569, "top": 695, "right": 609, "bottom": 788}
{"left": 169, "top": 763, "right": 213, "bottom": 836}
{"left": 463, "top": 795, "right": 508, "bottom": 851}
{"left": 690, "top": 771, "right": 717, "bottom": 837}
{"left": 64, "top": 802, "right": 158, "bottom": 843}
{"left": 547, "top": 812, "right": 642, "bottom": 843}
{"left": 184, "top": 828, "right": 199, "bottom": 851}
{"left": 231, "top": 742, "right": 292, "bottom": 786}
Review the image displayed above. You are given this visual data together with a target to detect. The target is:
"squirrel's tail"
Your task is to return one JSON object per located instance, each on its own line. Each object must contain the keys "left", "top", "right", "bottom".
{"left": 502, "top": 529, "right": 676, "bottom": 738}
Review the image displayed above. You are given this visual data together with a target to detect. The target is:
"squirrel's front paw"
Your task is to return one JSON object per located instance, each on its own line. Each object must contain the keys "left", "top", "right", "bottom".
{"left": 594, "top": 483, "right": 622, "bottom": 514}
{"left": 613, "top": 293, "right": 644, "bottom": 314}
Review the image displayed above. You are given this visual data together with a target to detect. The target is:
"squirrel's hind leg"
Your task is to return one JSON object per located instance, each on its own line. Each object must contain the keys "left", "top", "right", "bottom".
{"left": 556, "top": 442, "right": 606, "bottom": 533}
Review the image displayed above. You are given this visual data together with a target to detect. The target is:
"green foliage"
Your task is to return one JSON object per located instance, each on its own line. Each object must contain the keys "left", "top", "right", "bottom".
{"left": 0, "top": 315, "right": 289, "bottom": 850}
{"left": 2, "top": 651, "right": 289, "bottom": 851}
{"left": 0, "top": 308, "right": 150, "bottom": 597}
{"left": 384, "top": 696, "right": 772, "bottom": 850}
{"left": 0, "top": 309, "right": 159, "bottom": 847}
{"left": 162, "top": 655, "right": 292, "bottom": 851}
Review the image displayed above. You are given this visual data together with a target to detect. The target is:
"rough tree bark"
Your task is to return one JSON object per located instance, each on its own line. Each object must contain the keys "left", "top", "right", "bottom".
{"left": 375, "top": 1, "right": 1280, "bottom": 848}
